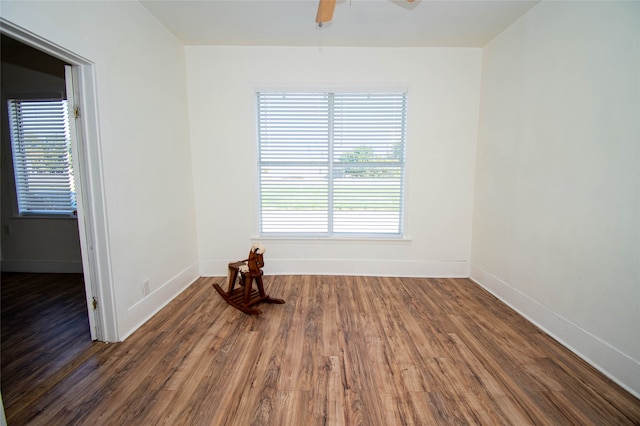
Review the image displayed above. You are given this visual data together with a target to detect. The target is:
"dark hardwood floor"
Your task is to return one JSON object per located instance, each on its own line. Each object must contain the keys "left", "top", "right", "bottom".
{"left": 2, "top": 273, "right": 639, "bottom": 425}
{"left": 1, "top": 272, "right": 93, "bottom": 416}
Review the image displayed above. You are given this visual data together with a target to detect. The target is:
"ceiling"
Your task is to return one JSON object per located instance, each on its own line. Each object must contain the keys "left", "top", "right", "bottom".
{"left": 140, "top": 0, "right": 540, "bottom": 48}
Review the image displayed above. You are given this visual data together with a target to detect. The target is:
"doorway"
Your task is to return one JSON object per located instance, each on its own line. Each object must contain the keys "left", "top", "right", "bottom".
{"left": 0, "top": 20, "right": 117, "bottom": 343}
{"left": 0, "top": 33, "right": 97, "bottom": 419}
{"left": 1, "top": 35, "right": 84, "bottom": 272}
{"left": 1, "top": 32, "right": 90, "bottom": 321}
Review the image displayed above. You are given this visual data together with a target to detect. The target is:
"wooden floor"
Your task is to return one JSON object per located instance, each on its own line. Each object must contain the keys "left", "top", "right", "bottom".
{"left": 2, "top": 273, "right": 639, "bottom": 425}
{"left": 1, "top": 272, "right": 93, "bottom": 416}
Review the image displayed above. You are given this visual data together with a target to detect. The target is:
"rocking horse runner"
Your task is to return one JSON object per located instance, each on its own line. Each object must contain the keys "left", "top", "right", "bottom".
{"left": 213, "top": 243, "right": 285, "bottom": 315}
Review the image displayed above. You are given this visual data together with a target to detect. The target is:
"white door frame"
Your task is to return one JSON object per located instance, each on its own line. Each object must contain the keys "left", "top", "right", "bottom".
{"left": 1, "top": 18, "right": 118, "bottom": 342}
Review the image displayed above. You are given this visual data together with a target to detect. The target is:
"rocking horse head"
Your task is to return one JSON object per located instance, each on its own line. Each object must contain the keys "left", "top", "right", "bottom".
{"left": 247, "top": 243, "right": 266, "bottom": 273}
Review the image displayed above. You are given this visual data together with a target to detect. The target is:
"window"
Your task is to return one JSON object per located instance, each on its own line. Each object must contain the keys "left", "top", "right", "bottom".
{"left": 257, "top": 91, "right": 406, "bottom": 237}
{"left": 7, "top": 99, "right": 76, "bottom": 216}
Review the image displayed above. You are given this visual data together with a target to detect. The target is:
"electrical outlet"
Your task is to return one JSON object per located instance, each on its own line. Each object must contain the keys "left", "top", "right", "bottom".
{"left": 142, "top": 279, "right": 150, "bottom": 296}
{"left": 2, "top": 224, "right": 11, "bottom": 236}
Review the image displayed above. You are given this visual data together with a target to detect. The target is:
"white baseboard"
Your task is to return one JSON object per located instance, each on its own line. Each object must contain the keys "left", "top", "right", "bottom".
{"left": 1, "top": 259, "right": 83, "bottom": 273}
{"left": 470, "top": 263, "right": 640, "bottom": 399}
{"left": 120, "top": 262, "right": 200, "bottom": 341}
{"left": 199, "top": 258, "right": 470, "bottom": 278}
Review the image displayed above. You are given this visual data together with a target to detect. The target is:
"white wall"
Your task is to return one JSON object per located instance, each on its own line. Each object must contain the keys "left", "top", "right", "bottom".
{"left": 186, "top": 46, "right": 481, "bottom": 277}
{"left": 471, "top": 1, "right": 639, "bottom": 396}
{"left": 0, "top": 1, "right": 199, "bottom": 340}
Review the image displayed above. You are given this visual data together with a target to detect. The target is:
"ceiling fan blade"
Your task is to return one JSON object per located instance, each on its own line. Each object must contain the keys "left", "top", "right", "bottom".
{"left": 316, "top": 0, "right": 336, "bottom": 24}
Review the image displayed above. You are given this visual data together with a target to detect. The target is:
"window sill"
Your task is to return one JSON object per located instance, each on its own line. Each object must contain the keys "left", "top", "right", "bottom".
{"left": 11, "top": 213, "right": 77, "bottom": 220}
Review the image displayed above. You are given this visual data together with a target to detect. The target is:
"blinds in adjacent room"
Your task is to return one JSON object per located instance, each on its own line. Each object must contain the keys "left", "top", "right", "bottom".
{"left": 7, "top": 99, "right": 76, "bottom": 215}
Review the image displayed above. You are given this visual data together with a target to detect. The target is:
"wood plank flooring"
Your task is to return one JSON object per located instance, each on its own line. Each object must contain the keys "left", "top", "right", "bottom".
{"left": 2, "top": 274, "right": 639, "bottom": 425}
{"left": 1, "top": 272, "right": 93, "bottom": 417}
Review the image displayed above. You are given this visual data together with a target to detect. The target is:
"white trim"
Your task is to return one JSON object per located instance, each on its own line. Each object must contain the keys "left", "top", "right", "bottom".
{"left": 0, "top": 19, "right": 91, "bottom": 64}
{"left": 253, "top": 84, "right": 409, "bottom": 94}
{"left": 469, "top": 263, "right": 640, "bottom": 399}
{"left": 200, "top": 258, "right": 469, "bottom": 278}
{"left": 120, "top": 263, "right": 200, "bottom": 341}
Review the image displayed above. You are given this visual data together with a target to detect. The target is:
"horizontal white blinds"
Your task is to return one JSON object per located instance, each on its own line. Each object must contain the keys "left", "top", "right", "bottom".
{"left": 332, "top": 93, "right": 405, "bottom": 234}
{"left": 257, "top": 93, "right": 329, "bottom": 163}
{"left": 257, "top": 91, "right": 406, "bottom": 236}
{"left": 8, "top": 99, "right": 76, "bottom": 215}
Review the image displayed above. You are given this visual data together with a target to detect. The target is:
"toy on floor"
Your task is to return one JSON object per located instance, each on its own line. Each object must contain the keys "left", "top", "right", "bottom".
{"left": 213, "top": 243, "right": 285, "bottom": 315}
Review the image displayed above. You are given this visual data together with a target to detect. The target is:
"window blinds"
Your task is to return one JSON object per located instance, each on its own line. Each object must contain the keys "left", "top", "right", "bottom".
{"left": 257, "top": 91, "right": 406, "bottom": 237}
{"left": 7, "top": 99, "right": 76, "bottom": 215}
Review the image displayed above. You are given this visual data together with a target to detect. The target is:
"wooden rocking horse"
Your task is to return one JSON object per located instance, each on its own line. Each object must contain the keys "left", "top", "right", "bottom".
{"left": 213, "top": 244, "right": 285, "bottom": 315}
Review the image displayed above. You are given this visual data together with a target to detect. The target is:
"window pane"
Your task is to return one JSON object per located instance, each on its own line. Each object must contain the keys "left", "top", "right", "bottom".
{"left": 260, "top": 165, "right": 328, "bottom": 233}
{"left": 333, "top": 93, "right": 406, "bottom": 164}
{"left": 332, "top": 93, "right": 406, "bottom": 236}
{"left": 7, "top": 99, "right": 76, "bottom": 215}
{"left": 257, "top": 92, "right": 329, "bottom": 163}
{"left": 333, "top": 165, "right": 403, "bottom": 234}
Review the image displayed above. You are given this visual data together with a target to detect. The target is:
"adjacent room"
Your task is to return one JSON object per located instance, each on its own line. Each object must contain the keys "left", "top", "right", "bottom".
{"left": 1, "top": 0, "right": 638, "bottom": 423}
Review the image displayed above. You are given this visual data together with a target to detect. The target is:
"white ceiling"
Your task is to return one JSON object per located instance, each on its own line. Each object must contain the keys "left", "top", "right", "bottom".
{"left": 140, "top": 0, "right": 540, "bottom": 47}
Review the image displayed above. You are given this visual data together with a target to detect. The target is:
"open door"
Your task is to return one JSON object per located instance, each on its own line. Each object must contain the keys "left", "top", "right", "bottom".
{"left": 2, "top": 17, "right": 117, "bottom": 342}
{"left": 65, "top": 65, "right": 100, "bottom": 340}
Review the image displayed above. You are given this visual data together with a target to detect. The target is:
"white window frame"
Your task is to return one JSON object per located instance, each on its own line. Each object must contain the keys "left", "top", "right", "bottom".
{"left": 256, "top": 90, "right": 407, "bottom": 238}
{"left": 7, "top": 97, "right": 77, "bottom": 217}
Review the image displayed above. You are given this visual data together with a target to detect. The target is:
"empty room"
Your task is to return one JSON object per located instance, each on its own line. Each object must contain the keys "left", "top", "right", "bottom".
{"left": 0, "top": 0, "right": 638, "bottom": 424}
